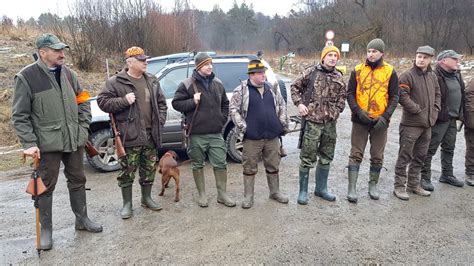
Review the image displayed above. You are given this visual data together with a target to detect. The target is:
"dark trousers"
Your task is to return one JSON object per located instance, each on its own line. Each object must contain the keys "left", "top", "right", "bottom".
{"left": 421, "top": 118, "right": 457, "bottom": 180}
{"left": 348, "top": 122, "right": 388, "bottom": 167}
{"left": 394, "top": 125, "right": 431, "bottom": 189}
{"left": 465, "top": 127, "right": 474, "bottom": 175}
{"left": 38, "top": 147, "right": 87, "bottom": 196}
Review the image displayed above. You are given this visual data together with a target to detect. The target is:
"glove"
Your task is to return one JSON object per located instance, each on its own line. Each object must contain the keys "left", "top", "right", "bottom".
{"left": 356, "top": 109, "right": 373, "bottom": 124}
{"left": 373, "top": 116, "right": 388, "bottom": 130}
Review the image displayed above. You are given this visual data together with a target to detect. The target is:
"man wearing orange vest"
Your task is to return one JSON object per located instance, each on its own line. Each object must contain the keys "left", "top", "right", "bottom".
{"left": 346, "top": 38, "right": 399, "bottom": 203}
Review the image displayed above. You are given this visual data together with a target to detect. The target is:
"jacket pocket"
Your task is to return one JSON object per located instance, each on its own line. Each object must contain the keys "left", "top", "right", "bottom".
{"left": 77, "top": 124, "right": 89, "bottom": 147}
{"left": 117, "top": 117, "right": 139, "bottom": 142}
{"left": 37, "top": 124, "right": 62, "bottom": 151}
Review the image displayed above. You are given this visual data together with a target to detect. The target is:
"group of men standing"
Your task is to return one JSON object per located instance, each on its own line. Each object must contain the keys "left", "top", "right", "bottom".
{"left": 11, "top": 33, "right": 473, "bottom": 251}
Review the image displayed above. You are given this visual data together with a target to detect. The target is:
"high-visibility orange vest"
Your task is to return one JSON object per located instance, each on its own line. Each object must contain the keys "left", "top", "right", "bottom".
{"left": 355, "top": 62, "right": 394, "bottom": 118}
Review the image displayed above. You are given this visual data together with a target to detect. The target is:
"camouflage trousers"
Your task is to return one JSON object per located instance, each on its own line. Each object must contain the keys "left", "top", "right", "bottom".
{"left": 118, "top": 144, "right": 157, "bottom": 188}
{"left": 300, "top": 120, "right": 337, "bottom": 168}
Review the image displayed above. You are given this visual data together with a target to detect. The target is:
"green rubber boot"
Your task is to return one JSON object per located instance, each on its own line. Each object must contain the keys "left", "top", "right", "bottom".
{"left": 314, "top": 163, "right": 336, "bottom": 201}
{"left": 141, "top": 185, "right": 162, "bottom": 211}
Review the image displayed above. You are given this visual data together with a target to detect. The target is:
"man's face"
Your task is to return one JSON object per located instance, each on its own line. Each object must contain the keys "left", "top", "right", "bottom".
{"left": 249, "top": 71, "right": 266, "bottom": 86}
{"left": 367, "top": 48, "right": 383, "bottom": 62}
{"left": 198, "top": 62, "right": 213, "bottom": 77}
{"left": 440, "top": 57, "right": 460, "bottom": 72}
{"left": 39, "top": 47, "right": 65, "bottom": 67}
{"left": 415, "top": 53, "right": 432, "bottom": 70}
{"left": 322, "top": 51, "right": 339, "bottom": 68}
{"left": 128, "top": 57, "right": 148, "bottom": 74}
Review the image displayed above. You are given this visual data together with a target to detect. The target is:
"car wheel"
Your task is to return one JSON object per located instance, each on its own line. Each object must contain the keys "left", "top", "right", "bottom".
{"left": 225, "top": 127, "right": 243, "bottom": 163}
{"left": 278, "top": 79, "right": 288, "bottom": 103}
{"left": 87, "top": 128, "right": 121, "bottom": 172}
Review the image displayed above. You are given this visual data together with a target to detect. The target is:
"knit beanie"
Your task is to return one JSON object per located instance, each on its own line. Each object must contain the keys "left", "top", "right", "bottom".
{"left": 321, "top": 45, "right": 341, "bottom": 61}
{"left": 367, "top": 38, "right": 385, "bottom": 53}
{"left": 194, "top": 52, "right": 212, "bottom": 70}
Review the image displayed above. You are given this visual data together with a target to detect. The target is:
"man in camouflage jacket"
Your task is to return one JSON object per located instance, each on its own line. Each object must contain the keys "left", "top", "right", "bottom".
{"left": 229, "top": 59, "right": 289, "bottom": 208}
{"left": 291, "top": 46, "right": 346, "bottom": 204}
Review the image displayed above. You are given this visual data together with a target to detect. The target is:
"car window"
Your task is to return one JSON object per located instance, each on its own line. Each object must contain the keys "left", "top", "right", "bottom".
{"left": 159, "top": 67, "right": 192, "bottom": 99}
{"left": 147, "top": 60, "right": 168, "bottom": 75}
{"left": 214, "top": 62, "right": 248, "bottom": 92}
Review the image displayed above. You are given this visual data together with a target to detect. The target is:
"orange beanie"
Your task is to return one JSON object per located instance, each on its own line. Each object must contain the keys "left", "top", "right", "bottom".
{"left": 321, "top": 45, "right": 341, "bottom": 61}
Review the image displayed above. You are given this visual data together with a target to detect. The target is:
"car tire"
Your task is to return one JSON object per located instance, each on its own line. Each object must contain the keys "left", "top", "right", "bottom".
{"left": 87, "top": 128, "right": 121, "bottom": 172}
{"left": 278, "top": 79, "right": 288, "bottom": 103}
{"left": 225, "top": 127, "right": 243, "bottom": 163}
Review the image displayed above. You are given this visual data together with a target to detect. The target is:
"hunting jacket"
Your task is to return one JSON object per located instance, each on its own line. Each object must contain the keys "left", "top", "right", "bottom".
{"left": 97, "top": 69, "right": 168, "bottom": 148}
{"left": 230, "top": 80, "right": 288, "bottom": 140}
{"left": 291, "top": 64, "right": 346, "bottom": 123}
{"left": 399, "top": 64, "right": 441, "bottom": 128}
{"left": 12, "top": 59, "right": 90, "bottom": 152}
{"left": 172, "top": 70, "right": 229, "bottom": 135}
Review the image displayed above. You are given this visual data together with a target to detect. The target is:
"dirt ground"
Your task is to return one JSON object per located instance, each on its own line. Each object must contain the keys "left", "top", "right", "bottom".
{"left": 1, "top": 93, "right": 473, "bottom": 264}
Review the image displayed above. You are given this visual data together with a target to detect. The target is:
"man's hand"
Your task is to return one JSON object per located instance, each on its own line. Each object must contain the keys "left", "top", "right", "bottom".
{"left": 298, "top": 104, "right": 308, "bottom": 116}
{"left": 357, "top": 109, "right": 373, "bottom": 124}
{"left": 194, "top": 92, "right": 201, "bottom": 105}
{"left": 23, "top": 147, "right": 40, "bottom": 159}
{"left": 125, "top": 92, "right": 136, "bottom": 105}
{"left": 373, "top": 116, "right": 388, "bottom": 130}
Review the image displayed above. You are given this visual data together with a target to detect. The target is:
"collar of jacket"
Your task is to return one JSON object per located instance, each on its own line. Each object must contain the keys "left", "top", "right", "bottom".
{"left": 413, "top": 63, "right": 432, "bottom": 75}
{"left": 36, "top": 57, "right": 62, "bottom": 75}
{"left": 435, "top": 64, "right": 457, "bottom": 78}
{"left": 247, "top": 78, "right": 271, "bottom": 91}
{"left": 365, "top": 57, "right": 384, "bottom": 70}
{"left": 192, "top": 69, "right": 215, "bottom": 83}
{"left": 116, "top": 68, "right": 154, "bottom": 86}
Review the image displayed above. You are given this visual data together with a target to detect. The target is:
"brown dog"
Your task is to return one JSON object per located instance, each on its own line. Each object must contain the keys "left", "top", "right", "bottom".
{"left": 158, "top": 150, "right": 181, "bottom": 202}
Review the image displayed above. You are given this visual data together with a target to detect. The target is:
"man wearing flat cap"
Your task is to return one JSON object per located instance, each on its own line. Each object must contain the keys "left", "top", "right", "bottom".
{"left": 346, "top": 38, "right": 399, "bottom": 203}
{"left": 229, "top": 59, "right": 289, "bottom": 208}
{"left": 393, "top": 46, "right": 441, "bottom": 200}
{"left": 291, "top": 45, "right": 346, "bottom": 205}
{"left": 12, "top": 33, "right": 103, "bottom": 250}
{"left": 421, "top": 50, "right": 466, "bottom": 190}
{"left": 172, "top": 52, "right": 236, "bottom": 208}
{"left": 98, "top": 46, "right": 168, "bottom": 219}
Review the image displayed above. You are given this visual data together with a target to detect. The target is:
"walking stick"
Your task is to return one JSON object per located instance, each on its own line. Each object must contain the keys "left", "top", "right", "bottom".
{"left": 24, "top": 152, "right": 47, "bottom": 256}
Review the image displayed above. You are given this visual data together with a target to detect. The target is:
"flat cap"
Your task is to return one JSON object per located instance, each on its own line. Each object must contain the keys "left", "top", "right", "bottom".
{"left": 416, "top": 45, "right": 435, "bottom": 56}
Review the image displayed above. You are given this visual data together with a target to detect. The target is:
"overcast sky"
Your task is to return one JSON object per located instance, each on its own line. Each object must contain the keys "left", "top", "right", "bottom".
{"left": 2, "top": 0, "right": 302, "bottom": 20}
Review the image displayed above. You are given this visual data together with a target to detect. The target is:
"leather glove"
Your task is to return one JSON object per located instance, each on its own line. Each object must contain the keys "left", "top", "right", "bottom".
{"left": 373, "top": 116, "right": 388, "bottom": 130}
{"left": 356, "top": 109, "right": 373, "bottom": 124}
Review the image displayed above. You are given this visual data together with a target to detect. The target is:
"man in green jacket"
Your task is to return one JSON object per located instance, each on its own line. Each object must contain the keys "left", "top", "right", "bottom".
{"left": 11, "top": 33, "right": 102, "bottom": 251}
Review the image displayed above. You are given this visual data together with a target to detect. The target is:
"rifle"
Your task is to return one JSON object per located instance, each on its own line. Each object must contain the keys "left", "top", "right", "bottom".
{"left": 105, "top": 59, "right": 127, "bottom": 158}
{"left": 110, "top": 114, "right": 126, "bottom": 159}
